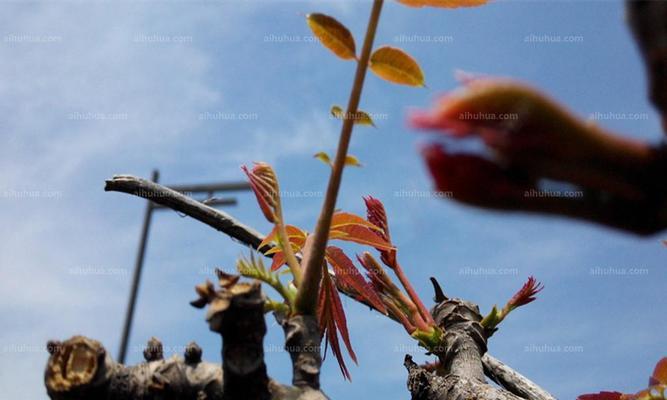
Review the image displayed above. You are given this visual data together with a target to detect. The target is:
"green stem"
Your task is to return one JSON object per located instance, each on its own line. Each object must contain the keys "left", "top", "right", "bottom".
{"left": 295, "top": 0, "right": 385, "bottom": 316}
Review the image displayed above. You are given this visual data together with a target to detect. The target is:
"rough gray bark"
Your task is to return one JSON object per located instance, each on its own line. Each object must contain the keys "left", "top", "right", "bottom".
{"left": 402, "top": 299, "right": 522, "bottom": 400}
{"left": 45, "top": 336, "right": 223, "bottom": 400}
{"left": 279, "top": 314, "right": 323, "bottom": 390}
{"left": 483, "top": 354, "right": 556, "bottom": 400}
{"left": 45, "top": 277, "right": 328, "bottom": 400}
{"left": 190, "top": 274, "right": 327, "bottom": 400}
{"left": 201, "top": 281, "right": 271, "bottom": 400}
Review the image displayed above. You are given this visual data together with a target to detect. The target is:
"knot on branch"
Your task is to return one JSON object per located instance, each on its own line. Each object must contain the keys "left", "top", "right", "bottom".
{"left": 184, "top": 342, "right": 203, "bottom": 365}
{"left": 431, "top": 299, "right": 487, "bottom": 382}
{"left": 143, "top": 337, "right": 164, "bottom": 361}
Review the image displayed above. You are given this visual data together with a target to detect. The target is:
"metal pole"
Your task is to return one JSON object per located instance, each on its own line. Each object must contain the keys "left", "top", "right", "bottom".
{"left": 118, "top": 169, "right": 159, "bottom": 363}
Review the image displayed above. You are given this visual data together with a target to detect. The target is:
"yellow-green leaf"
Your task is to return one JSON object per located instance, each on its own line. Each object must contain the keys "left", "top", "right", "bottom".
{"left": 306, "top": 13, "right": 356, "bottom": 60}
{"left": 369, "top": 46, "right": 425, "bottom": 87}
{"left": 330, "top": 105, "right": 376, "bottom": 127}
{"left": 331, "top": 105, "right": 345, "bottom": 119}
{"left": 314, "top": 151, "right": 333, "bottom": 166}
{"left": 314, "top": 152, "right": 362, "bottom": 167}
{"left": 345, "top": 155, "right": 362, "bottom": 167}
{"left": 396, "top": 0, "right": 488, "bottom": 8}
{"left": 353, "top": 111, "right": 375, "bottom": 126}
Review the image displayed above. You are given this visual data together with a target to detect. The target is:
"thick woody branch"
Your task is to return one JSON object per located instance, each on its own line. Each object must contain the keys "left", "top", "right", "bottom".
{"left": 104, "top": 174, "right": 551, "bottom": 397}
{"left": 483, "top": 354, "right": 556, "bottom": 400}
{"left": 403, "top": 299, "right": 525, "bottom": 400}
{"left": 402, "top": 298, "right": 557, "bottom": 400}
{"left": 405, "top": 355, "right": 522, "bottom": 400}
{"left": 192, "top": 275, "right": 326, "bottom": 399}
{"left": 204, "top": 281, "right": 271, "bottom": 400}
{"left": 45, "top": 336, "right": 223, "bottom": 400}
{"left": 46, "top": 283, "right": 328, "bottom": 400}
{"left": 278, "top": 314, "right": 323, "bottom": 390}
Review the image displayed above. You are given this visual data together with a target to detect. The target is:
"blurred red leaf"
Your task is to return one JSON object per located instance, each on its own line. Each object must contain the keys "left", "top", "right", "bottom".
{"left": 650, "top": 358, "right": 667, "bottom": 386}
{"left": 423, "top": 144, "right": 534, "bottom": 209}
{"left": 578, "top": 358, "right": 667, "bottom": 400}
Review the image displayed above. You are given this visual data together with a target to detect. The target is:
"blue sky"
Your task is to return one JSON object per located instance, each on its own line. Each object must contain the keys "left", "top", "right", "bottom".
{"left": 1, "top": 0, "right": 665, "bottom": 399}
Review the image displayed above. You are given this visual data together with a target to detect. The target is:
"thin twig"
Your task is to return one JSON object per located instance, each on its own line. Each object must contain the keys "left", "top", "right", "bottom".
{"left": 296, "top": 0, "right": 385, "bottom": 316}
{"left": 105, "top": 175, "right": 265, "bottom": 249}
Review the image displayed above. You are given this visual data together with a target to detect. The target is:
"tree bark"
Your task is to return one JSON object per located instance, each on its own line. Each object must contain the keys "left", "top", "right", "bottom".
{"left": 404, "top": 299, "right": 523, "bottom": 400}
{"left": 279, "top": 314, "right": 323, "bottom": 390}
{"left": 45, "top": 336, "right": 223, "bottom": 400}
{"left": 45, "top": 281, "right": 328, "bottom": 400}
{"left": 205, "top": 281, "right": 271, "bottom": 400}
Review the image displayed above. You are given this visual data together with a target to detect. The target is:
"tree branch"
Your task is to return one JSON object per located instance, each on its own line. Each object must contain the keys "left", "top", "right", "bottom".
{"left": 483, "top": 354, "right": 556, "bottom": 400}
{"left": 104, "top": 174, "right": 553, "bottom": 398}
{"left": 204, "top": 281, "right": 271, "bottom": 400}
{"left": 45, "top": 336, "right": 223, "bottom": 400}
{"left": 105, "top": 175, "right": 265, "bottom": 250}
{"left": 46, "top": 282, "right": 328, "bottom": 400}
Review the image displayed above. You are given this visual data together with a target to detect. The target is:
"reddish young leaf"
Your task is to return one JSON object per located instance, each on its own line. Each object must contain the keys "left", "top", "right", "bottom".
{"left": 260, "top": 225, "right": 308, "bottom": 250}
{"left": 270, "top": 252, "right": 286, "bottom": 272}
{"left": 363, "top": 196, "right": 390, "bottom": 241}
{"left": 330, "top": 224, "right": 395, "bottom": 251}
{"left": 507, "top": 276, "right": 544, "bottom": 309}
{"left": 242, "top": 163, "right": 279, "bottom": 223}
{"left": 363, "top": 196, "right": 398, "bottom": 267}
{"left": 331, "top": 211, "right": 383, "bottom": 231}
{"left": 328, "top": 272, "right": 357, "bottom": 365}
{"left": 260, "top": 225, "right": 308, "bottom": 271}
{"left": 317, "top": 271, "right": 356, "bottom": 380}
{"left": 325, "top": 246, "right": 387, "bottom": 314}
